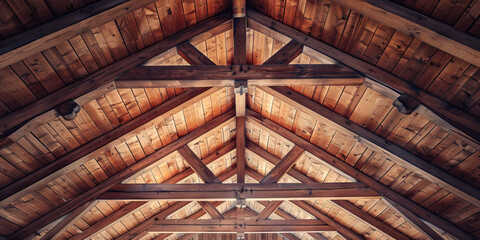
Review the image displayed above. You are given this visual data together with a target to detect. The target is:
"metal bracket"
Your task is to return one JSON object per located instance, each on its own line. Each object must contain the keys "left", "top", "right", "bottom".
{"left": 234, "top": 80, "right": 248, "bottom": 95}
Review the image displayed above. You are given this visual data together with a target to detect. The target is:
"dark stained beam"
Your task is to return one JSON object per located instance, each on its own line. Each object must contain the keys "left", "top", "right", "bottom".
{"left": 147, "top": 219, "right": 334, "bottom": 233}
{"left": 197, "top": 201, "right": 225, "bottom": 219}
{"left": 100, "top": 182, "right": 380, "bottom": 200}
{"left": 237, "top": 117, "right": 246, "bottom": 183}
{"left": 0, "top": 88, "right": 218, "bottom": 209}
{"left": 39, "top": 200, "right": 96, "bottom": 240}
{"left": 177, "top": 42, "right": 215, "bottom": 65}
{"left": 0, "top": 0, "right": 154, "bottom": 69}
{"left": 256, "top": 201, "right": 283, "bottom": 220}
{"left": 117, "top": 64, "right": 363, "bottom": 81}
{"left": 330, "top": 0, "right": 480, "bottom": 67}
{"left": 248, "top": 141, "right": 412, "bottom": 240}
{"left": 8, "top": 109, "right": 235, "bottom": 240}
{"left": 260, "top": 146, "right": 304, "bottom": 183}
{"left": 246, "top": 109, "right": 475, "bottom": 240}
{"left": 263, "top": 40, "right": 303, "bottom": 65}
{"left": 233, "top": 17, "right": 247, "bottom": 64}
{"left": 247, "top": 8, "right": 480, "bottom": 146}
{"left": 0, "top": 10, "right": 232, "bottom": 144}
{"left": 262, "top": 86, "right": 480, "bottom": 209}
{"left": 178, "top": 146, "right": 222, "bottom": 183}
{"left": 384, "top": 198, "right": 444, "bottom": 240}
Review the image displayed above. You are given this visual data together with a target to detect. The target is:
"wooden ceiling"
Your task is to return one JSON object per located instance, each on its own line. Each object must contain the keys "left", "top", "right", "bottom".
{"left": 0, "top": 0, "right": 479, "bottom": 239}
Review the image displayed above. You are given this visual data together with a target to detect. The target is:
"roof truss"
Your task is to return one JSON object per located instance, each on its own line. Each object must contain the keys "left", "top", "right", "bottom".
{"left": 1, "top": 2, "right": 479, "bottom": 240}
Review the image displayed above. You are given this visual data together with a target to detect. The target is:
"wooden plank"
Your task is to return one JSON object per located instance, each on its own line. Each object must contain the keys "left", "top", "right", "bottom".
{"left": 69, "top": 201, "right": 147, "bottom": 240}
{"left": 383, "top": 198, "right": 444, "bottom": 240}
{"left": 7, "top": 109, "right": 235, "bottom": 240}
{"left": 0, "top": 0, "right": 155, "bottom": 69}
{"left": 178, "top": 146, "right": 222, "bottom": 183}
{"left": 261, "top": 86, "right": 480, "bottom": 209}
{"left": 39, "top": 200, "right": 97, "bottom": 240}
{"left": 0, "top": 10, "right": 232, "bottom": 143}
{"left": 247, "top": 8, "right": 480, "bottom": 146}
{"left": 0, "top": 88, "right": 217, "bottom": 208}
{"left": 100, "top": 183, "right": 381, "bottom": 200}
{"left": 263, "top": 41, "right": 303, "bottom": 65}
{"left": 256, "top": 201, "right": 283, "bottom": 220}
{"left": 237, "top": 117, "right": 246, "bottom": 183}
{"left": 147, "top": 219, "right": 333, "bottom": 232}
{"left": 260, "top": 146, "right": 304, "bottom": 183}
{"left": 177, "top": 42, "right": 215, "bottom": 65}
{"left": 330, "top": 0, "right": 480, "bottom": 68}
{"left": 331, "top": 200, "right": 411, "bottom": 240}
{"left": 246, "top": 109, "right": 475, "bottom": 240}
{"left": 290, "top": 200, "right": 363, "bottom": 240}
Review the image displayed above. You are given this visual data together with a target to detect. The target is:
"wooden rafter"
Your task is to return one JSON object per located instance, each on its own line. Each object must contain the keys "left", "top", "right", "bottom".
{"left": 176, "top": 42, "right": 215, "bottom": 65}
{"left": 100, "top": 182, "right": 381, "bottom": 200}
{"left": 0, "top": 0, "right": 155, "bottom": 69}
{"left": 263, "top": 40, "right": 303, "bottom": 65}
{"left": 246, "top": 109, "right": 475, "bottom": 240}
{"left": 8, "top": 109, "right": 235, "bottom": 240}
{"left": 247, "top": 141, "right": 412, "bottom": 240}
{"left": 0, "top": 10, "right": 232, "bottom": 145}
{"left": 179, "top": 146, "right": 222, "bottom": 184}
{"left": 39, "top": 200, "right": 97, "bottom": 240}
{"left": 247, "top": 8, "right": 480, "bottom": 145}
{"left": 262, "top": 86, "right": 480, "bottom": 209}
{"left": 245, "top": 168, "right": 362, "bottom": 240}
{"left": 383, "top": 198, "right": 444, "bottom": 240}
{"left": 260, "top": 144, "right": 304, "bottom": 184}
{"left": 330, "top": 0, "right": 480, "bottom": 68}
{"left": 256, "top": 201, "right": 283, "bottom": 220}
{"left": 147, "top": 219, "right": 334, "bottom": 233}
{"left": 0, "top": 87, "right": 218, "bottom": 208}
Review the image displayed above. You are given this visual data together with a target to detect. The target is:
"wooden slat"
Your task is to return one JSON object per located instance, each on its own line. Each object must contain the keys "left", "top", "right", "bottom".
{"left": 331, "top": 200, "right": 411, "bottom": 240}
{"left": 0, "top": 0, "right": 155, "bottom": 69}
{"left": 246, "top": 109, "right": 475, "bottom": 240}
{"left": 260, "top": 145, "right": 304, "bottom": 183}
{"left": 330, "top": 0, "right": 480, "bottom": 68}
{"left": 256, "top": 201, "right": 283, "bottom": 220}
{"left": 263, "top": 41, "right": 303, "bottom": 65}
{"left": 384, "top": 198, "right": 444, "bottom": 240}
{"left": 178, "top": 146, "right": 222, "bottom": 183}
{"left": 237, "top": 117, "right": 246, "bottom": 183}
{"left": 147, "top": 219, "right": 334, "bottom": 232}
{"left": 247, "top": 8, "right": 480, "bottom": 146}
{"left": 262, "top": 86, "right": 480, "bottom": 209}
{"left": 0, "top": 10, "right": 232, "bottom": 143}
{"left": 0, "top": 88, "right": 217, "bottom": 208}
{"left": 8, "top": 109, "right": 235, "bottom": 240}
{"left": 69, "top": 201, "right": 147, "bottom": 240}
{"left": 100, "top": 182, "right": 381, "bottom": 200}
{"left": 177, "top": 41, "right": 215, "bottom": 65}
{"left": 39, "top": 200, "right": 97, "bottom": 240}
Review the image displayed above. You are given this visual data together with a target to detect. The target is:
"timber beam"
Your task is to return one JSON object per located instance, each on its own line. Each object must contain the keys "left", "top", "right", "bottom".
{"left": 115, "top": 64, "right": 364, "bottom": 88}
{"left": 147, "top": 219, "right": 334, "bottom": 233}
{"left": 99, "top": 182, "right": 381, "bottom": 200}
